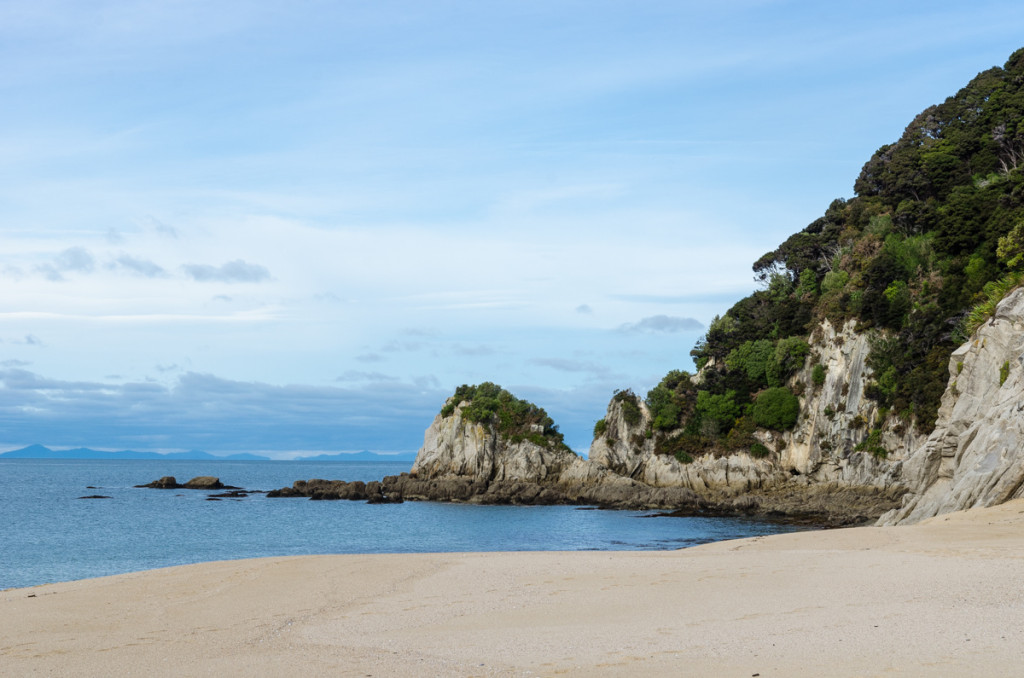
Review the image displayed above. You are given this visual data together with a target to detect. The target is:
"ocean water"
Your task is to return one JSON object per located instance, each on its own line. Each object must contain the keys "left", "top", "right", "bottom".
{"left": 0, "top": 459, "right": 810, "bottom": 590}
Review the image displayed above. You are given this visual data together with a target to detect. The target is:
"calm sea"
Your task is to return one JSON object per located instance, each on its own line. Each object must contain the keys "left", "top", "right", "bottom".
{"left": 0, "top": 458, "right": 809, "bottom": 590}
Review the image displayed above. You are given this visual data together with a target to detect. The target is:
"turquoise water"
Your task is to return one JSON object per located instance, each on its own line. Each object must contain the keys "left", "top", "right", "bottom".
{"left": 0, "top": 459, "right": 809, "bottom": 590}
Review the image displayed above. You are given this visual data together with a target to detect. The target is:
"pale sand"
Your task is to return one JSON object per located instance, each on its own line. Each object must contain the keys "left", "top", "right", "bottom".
{"left": 5, "top": 502, "right": 1024, "bottom": 677}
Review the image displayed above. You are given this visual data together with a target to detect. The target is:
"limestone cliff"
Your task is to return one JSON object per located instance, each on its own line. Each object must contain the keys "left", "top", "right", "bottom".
{"left": 588, "top": 394, "right": 785, "bottom": 496}
{"left": 879, "top": 288, "right": 1024, "bottom": 524}
{"left": 775, "top": 319, "right": 924, "bottom": 490}
{"left": 403, "top": 287, "right": 1024, "bottom": 525}
{"left": 590, "top": 322, "right": 916, "bottom": 485}
{"left": 404, "top": 396, "right": 712, "bottom": 511}
{"left": 585, "top": 287, "right": 1024, "bottom": 525}
{"left": 411, "top": 399, "right": 578, "bottom": 483}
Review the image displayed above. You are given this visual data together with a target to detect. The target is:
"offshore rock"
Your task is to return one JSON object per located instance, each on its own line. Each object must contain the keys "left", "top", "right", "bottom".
{"left": 135, "top": 476, "right": 238, "bottom": 490}
{"left": 267, "top": 478, "right": 403, "bottom": 503}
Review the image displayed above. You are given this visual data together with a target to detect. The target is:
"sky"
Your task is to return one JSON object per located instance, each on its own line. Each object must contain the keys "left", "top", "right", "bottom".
{"left": 2, "top": 0, "right": 1024, "bottom": 457}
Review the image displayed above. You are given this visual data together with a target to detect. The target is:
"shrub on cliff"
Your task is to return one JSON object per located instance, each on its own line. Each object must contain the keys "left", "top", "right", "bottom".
{"left": 440, "top": 382, "right": 570, "bottom": 450}
{"left": 645, "top": 370, "right": 697, "bottom": 432}
{"left": 612, "top": 389, "right": 643, "bottom": 426}
{"left": 750, "top": 387, "right": 801, "bottom": 431}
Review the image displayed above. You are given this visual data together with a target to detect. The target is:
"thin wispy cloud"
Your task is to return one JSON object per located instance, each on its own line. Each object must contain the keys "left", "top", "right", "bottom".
{"left": 452, "top": 344, "right": 496, "bottom": 357}
{"left": 355, "top": 353, "right": 385, "bottom": 363}
{"left": 530, "top": 357, "right": 608, "bottom": 376}
{"left": 110, "top": 254, "right": 167, "bottom": 278}
{"left": 336, "top": 370, "right": 399, "bottom": 382}
{"left": 182, "top": 260, "right": 271, "bottom": 283}
{"left": 616, "top": 315, "right": 703, "bottom": 334}
{"left": 612, "top": 293, "right": 741, "bottom": 304}
{"left": 382, "top": 340, "right": 426, "bottom": 353}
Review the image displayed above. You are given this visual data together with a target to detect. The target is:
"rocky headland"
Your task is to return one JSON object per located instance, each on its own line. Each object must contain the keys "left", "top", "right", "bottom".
{"left": 261, "top": 285, "right": 1024, "bottom": 528}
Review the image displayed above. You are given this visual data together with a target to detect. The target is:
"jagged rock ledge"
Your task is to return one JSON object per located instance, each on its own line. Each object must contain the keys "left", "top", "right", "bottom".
{"left": 266, "top": 473, "right": 896, "bottom": 527}
{"left": 268, "top": 479, "right": 402, "bottom": 504}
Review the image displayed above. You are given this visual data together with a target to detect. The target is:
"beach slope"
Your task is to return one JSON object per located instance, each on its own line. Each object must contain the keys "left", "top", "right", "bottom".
{"left": 5, "top": 501, "right": 1024, "bottom": 677}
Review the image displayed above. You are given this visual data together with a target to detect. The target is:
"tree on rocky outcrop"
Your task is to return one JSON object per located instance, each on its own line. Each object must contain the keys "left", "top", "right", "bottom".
{"left": 440, "top": 382, "right": 569, "bottom": 450}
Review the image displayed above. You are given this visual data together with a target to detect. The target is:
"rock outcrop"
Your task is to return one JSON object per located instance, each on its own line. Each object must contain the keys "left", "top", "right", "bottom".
{"left": 397, "top": 400, "right": 707, "bottom": 511}
{"left": 584, "top": 320, "right": 916, "bottom": 523}
{"left": 268, "top": 479, "right": 402, "bottom": 503}
{"left": 135, "top": 476, "right": 239, "bottom": 490}
{"left": 585, "top": 287, "right": 1024, "bottom": 525}
{"left": 879, "top": 288, "right": 1024, "bottom": 524}
{"left": 411, "top": 405, "right": 578, "bottom": 483}
{"left": 380, "top": 396, "right": 887, "bottom": 524}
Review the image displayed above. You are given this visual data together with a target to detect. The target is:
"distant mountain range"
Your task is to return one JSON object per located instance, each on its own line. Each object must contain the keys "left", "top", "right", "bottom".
{"left": 0, "top": 444, "right": 417, "bottom": 462}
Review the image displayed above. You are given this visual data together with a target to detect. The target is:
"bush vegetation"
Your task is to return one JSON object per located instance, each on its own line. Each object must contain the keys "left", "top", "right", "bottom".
{"left": 681, "top": 48, "right": 1024, "bottom": 439}
{"left": 750, "top": 387, "right": 801, "bottom": 431}
{"left": 441, "top": 382, "right": 569, "bottom": 450}
{"left": 612, "top": 389, "right": 643, "bottom": 426}
{"left": 619, "top": 48, "right": 1024, "bottom": 463}
{"left": 749, "top": 442, "right": 771, "bottom": 458}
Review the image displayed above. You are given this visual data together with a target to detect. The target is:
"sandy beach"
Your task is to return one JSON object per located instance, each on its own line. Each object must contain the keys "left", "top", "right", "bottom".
{"left": 4, "top": 501, "right": 1024, "bottom": 677}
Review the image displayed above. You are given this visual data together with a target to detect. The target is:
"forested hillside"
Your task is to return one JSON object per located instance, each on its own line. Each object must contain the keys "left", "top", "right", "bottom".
{"left": 641, "top": 47, "right": 1024, "bottom": 462}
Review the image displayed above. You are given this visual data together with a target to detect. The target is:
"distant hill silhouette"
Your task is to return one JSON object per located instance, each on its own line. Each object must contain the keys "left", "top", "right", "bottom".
{"left": 0, "top": 445, "right": 416, "bottom": 462}
{"left": 293, "top": 450, "right": 416, "bottom": 462}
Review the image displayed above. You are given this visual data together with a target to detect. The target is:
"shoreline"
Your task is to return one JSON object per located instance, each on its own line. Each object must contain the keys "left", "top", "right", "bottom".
{"left": 5, "top": 501, "right": 1024, "bottom": 676}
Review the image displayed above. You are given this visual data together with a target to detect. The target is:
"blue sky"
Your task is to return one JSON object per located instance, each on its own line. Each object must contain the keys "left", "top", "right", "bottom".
{"left": 2, "top": 0, "right": 1024, "bottom": 457}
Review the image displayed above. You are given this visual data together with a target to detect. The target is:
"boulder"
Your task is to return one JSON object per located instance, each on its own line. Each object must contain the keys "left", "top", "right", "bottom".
{"left": 183, "top": 476, "right": 224, "bottom": 490}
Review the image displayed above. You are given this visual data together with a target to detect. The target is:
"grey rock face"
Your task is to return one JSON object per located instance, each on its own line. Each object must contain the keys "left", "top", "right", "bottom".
{"left": 410, "top": 401, "right": 579, "bottom": 483}
{"left": 585, "top": 318, "right": 919, "bottom": 520}
{"left": 880, "top": 288, "right": 1024, "bottom": 524}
